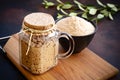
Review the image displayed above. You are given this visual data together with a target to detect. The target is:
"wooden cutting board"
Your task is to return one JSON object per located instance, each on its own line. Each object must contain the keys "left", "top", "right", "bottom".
{"left": 3, "top": 34, "right": 119, "bottom": 80}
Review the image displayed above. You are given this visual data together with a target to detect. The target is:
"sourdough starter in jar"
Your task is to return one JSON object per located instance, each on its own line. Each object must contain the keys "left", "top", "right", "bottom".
{"left": 19, "top": 12, "right": 58, "bottom": 74}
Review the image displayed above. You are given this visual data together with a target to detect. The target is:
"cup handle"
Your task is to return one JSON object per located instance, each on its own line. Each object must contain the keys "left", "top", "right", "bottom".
{"left": 57, "top": 30, "right": 74, "bottom": 59}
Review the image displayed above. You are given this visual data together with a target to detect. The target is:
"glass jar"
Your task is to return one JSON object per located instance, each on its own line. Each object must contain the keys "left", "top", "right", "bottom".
{"left": 19, "top": 12, "right": 74, "bottom": 74}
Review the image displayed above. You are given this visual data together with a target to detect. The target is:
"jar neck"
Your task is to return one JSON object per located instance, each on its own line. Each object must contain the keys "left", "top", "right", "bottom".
{"left": 22, "top": 23, "right": 56, "bottom": 34}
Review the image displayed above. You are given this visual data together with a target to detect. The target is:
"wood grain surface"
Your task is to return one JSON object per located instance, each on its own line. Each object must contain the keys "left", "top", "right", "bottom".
{"left": 3, "top": 34, "right": 119, "bottom": 80}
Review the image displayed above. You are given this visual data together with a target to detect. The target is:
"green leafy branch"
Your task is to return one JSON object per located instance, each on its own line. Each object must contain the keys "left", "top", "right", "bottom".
{"left": 42, "top": 0, "right": 120, "bottom": 23}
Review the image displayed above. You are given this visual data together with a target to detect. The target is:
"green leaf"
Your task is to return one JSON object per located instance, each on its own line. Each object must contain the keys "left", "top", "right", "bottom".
{"left": 82, "top": 13, "right": 87, "bottom": 19}
{"left": 69, "top": 12, "right": 78, "bottom": 16}
{"left": 100, "top": 9, "right": 109, "bottom": 17}
{"left": 60, "top": 9, "right": 68, "bottom": 15}
{"left": 87, "top": 7, "right": 97, "bottom": 15}
{"left": 112, "top": 7, "right": 118, "bottom": 12}
{"left": 42, "top": 0, "right": 54, "bottom": 8}
{"left": 56, "top": 0, "right": 64, "bottom": 4}
{"left": 107, "top": 3, "right": 118, "bottom": 12}
{"left": 57, "top": 4, "right": 62, "bottom": 10}
{"left": 45, "top": 6, "right": 49, "bottom": 8}
{"left": 57, "top": 13, "right": 64, "bottom": 19}
{"left": 42, "top": 0, "right": 47, "bottom": 4}
{"left": 87, "top": 6, "right": 95, "bottom": 9}
{"left": 78, "top": 4, "right": 85, "bottom": 11}
{"left": 74, "top": 0, "right": 85, "bottom": 11}
{"left": 73, "top": 0, "right": 78, "bottom": 4}
{"left": 62, "top": 3, "right": 73, "bottom": 9}
{"left": 97, "top": 14, "right": 104, "bottom": 19}
{"left": 73, "top": 0, "right": 84, "bottom": 6}
{"left": 107, "top": 3, "right": 115, "bottom": 8}
{"left": 108, "top": 12, "right": 113, "bottom": 20}
{"left": 46, "top": 2, "right": 54, "bottom": 6}
{"left": 42, "top": 2, "right": 45, "bottom": 5}
{"left": 96, "top": 0, "right": 106, "bottom": 7}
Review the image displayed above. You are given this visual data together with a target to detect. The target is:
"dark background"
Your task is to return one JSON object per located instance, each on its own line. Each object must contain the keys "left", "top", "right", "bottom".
{"left": 0, "top": 0, "right": 120, "bottom": 80}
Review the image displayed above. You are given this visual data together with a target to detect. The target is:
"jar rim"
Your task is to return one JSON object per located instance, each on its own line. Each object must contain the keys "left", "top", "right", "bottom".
{"left": 23, "top": 12, "right": 55, "bottom": 30}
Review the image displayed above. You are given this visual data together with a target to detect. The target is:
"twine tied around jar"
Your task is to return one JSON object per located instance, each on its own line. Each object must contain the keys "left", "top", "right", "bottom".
{"left": 20, "top": 23, "right": 56, "bottom": 55}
